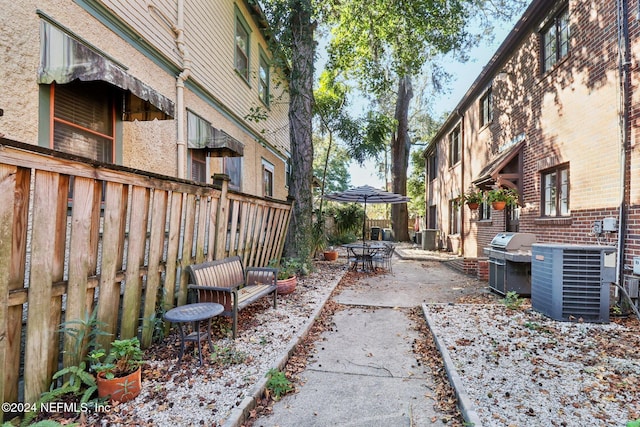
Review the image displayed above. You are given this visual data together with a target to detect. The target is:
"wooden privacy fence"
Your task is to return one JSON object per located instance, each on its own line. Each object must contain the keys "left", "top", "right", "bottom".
{"left": 0, "top": 139, "right": 292, "bottom": 409}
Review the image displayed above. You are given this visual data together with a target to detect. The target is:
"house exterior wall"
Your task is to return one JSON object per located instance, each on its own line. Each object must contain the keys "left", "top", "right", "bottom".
{"left": 426, "top": 0, "right": 637, "bottom": 285}
{"left": 0, "top": 0, "right": 290, "bottom": 200}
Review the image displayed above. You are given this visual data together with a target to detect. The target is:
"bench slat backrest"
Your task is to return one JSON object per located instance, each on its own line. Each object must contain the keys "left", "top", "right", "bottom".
{"left": 187, "top": 256, "right": 246, "bottom": 290}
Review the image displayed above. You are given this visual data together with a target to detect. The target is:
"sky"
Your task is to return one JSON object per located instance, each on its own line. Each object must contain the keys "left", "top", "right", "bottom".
{"left": 347, "top": 21, "right": 517, "bottom": 188}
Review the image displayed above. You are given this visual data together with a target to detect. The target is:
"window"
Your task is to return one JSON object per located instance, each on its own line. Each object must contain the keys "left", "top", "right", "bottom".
{"left": 449, "top": 199, "right": 461, "bottom": 234}
{"left": 285, "top": 158, "right": 292, "bottom": 188}
{"left": 448, "top": 126, "right": 461, "bottom": 166}
{"left": 541, "top": 7, "right": 570, "bottom": 73}
{"left": 427, "top": 153, "right": 437, "bottom": 181}
{"left": 235, "top": 12, "right": 251, "bottom": 82}
{"left": 479, "top": 201, "right": 491, "bottom": 221}
{"left": 187, "top": 111, "right": 213, "bottom": 148}
{"left": 262, "top": 159, "right": 274, "bottom": 197}
{"left": 541, "top": 165, "right": 569, "bottom": 217}
{"left": 224, "top": 157, "right": 242, "bottom": 191}
{"left": 259, "top": 51, "right": 270, "bottom": 105}
{"left": 480, "top": 88, "right": 493, "bottom": 127}
{"left": 191, "top": 150, "right": 207, "bottom": 183}
{"left": 51, "top": 81, "right": 115, "bottom": 162}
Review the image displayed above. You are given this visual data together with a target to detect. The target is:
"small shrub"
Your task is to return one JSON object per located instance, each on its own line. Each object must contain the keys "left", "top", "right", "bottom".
{"left": 265, "top": 369, "right": 293, "bottom": 401}
{"left": 501, "top": 291, "right": 523, "bottom": 310}
{"left": 210, "top": 345, "right": 248, "bottom": 366}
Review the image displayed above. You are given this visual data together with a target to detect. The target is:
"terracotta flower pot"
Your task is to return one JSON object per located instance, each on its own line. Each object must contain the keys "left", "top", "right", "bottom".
{"left": 467, "top": 202, "right": 479, "bottom": 210}
{"left": 323, "top": 250, "right": 338, "bottom": 261}
{"left": 96, "top": 367, "right": 142, "bottom": 403}
{"left": 492, "top": 201, "right": 507, "bottom": 211}
{"left": 277, "top": 275, "right": 297, "bottom": 295}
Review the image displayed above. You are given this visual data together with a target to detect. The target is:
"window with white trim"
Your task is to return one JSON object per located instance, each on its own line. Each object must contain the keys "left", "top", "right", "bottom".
{"left": 262, "top": 159, "right": 274, "bottom": 197}
{"left": 259, "top": 50, "right": 270, "bottom": 106}
{"left": 235, "top": 11, "right": 250, "bottom": 82}
{"left": 448, "top": 126, "right": 461, "bottom": 166}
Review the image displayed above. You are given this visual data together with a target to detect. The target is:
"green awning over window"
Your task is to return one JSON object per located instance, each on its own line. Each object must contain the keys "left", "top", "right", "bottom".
{"left": 38, "top": 21, "right": 175, "bottom": 121}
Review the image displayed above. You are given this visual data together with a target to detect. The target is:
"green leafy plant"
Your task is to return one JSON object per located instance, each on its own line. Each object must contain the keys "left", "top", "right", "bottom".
{"left": 454, "top": 188, "right": 484, "bottom": 207}
{"left": 627, "top": 418, "right": 640, "bottom": 427}
{"left": 269, "top": 257, "right": 311, "bottom": 280}
{"left": 501, "top": 291, "right": 524, "bottom": 310}
{"left": 210, "top": 345, "right": 248, "bottom": 366}
{"left": 265, "top": 369, "right": 293, "bottom": 401}
{"left": 89, "top": 337, "right": 143, "bottom": 379}
{"left": 487, "top": 188, "right": 519, "bottom": 206}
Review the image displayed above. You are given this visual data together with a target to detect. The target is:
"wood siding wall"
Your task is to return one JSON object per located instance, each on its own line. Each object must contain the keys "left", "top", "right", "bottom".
{"left": 0, "top": 139, "right": 292, "bottom": 409}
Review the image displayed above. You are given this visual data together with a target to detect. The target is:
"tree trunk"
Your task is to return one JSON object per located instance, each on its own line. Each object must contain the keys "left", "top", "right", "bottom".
{"left": 284, "top": 0, "right": 315, "bottom": 261}
{"left": 391, "top": 75, "right": 413, "bottom": 242}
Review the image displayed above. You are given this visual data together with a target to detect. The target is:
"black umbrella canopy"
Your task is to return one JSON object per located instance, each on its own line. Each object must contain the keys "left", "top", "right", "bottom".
{"left": 324, "top": 185, "right": 410, "bottom": 241}
{"left": 324, "top": 185, "right": 410, "bottom": 204}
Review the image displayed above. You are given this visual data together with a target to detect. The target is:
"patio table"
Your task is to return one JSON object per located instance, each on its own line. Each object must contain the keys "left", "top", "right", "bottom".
{"left": 164, "top": 302, "right": 224, "bottom": 366}
{"left": 342, "top": 242, "right": 385, "bottom": 272}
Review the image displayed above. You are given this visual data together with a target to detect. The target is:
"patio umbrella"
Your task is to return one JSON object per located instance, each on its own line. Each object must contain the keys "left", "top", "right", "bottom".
{"left": 323, "top": 185, "right": 410, "bottom": 242}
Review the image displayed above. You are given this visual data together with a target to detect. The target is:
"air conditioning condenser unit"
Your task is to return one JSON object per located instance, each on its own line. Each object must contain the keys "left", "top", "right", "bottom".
{"left": 531, "top": 244, "right": 616, "bottom": 323}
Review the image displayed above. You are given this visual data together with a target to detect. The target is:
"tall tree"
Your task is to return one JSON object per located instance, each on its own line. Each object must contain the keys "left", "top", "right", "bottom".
{"left": 260, "top": 0, "right": 317, "bottom": 261}
{"left": 326, "top": 0, "right": 528, "bottom": 241}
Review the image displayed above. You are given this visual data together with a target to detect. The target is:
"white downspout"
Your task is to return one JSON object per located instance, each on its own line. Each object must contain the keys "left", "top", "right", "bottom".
{"left": 148, "top": 1, "right": 191, "bottom": 179}
{"left": 175, "top": 0, "right": 191, "bottom": 179}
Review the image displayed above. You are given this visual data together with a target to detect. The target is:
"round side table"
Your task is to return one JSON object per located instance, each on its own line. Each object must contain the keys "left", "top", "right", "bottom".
{"left": 164, "top": 302, "right": 224, "bottom": 366}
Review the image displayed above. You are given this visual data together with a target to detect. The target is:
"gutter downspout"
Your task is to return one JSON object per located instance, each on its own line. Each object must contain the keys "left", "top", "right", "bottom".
{"left": 148, "top": 2, "right": 191, "bottom": 179}
{"left": 175, "top": 0, "right": 191, "bottom": 179}
{"left": 615, "top": 0, "right": 630, "bottom": 294}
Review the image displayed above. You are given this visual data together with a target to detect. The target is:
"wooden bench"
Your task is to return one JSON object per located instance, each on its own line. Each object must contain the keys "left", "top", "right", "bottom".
{"left": 186, "top": 256, "right": 278, "bottom": 339}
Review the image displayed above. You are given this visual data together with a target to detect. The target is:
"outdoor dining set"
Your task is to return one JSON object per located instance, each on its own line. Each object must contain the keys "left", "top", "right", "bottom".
{"left": 343, "top": 241, "right": 396, "bottom": 272}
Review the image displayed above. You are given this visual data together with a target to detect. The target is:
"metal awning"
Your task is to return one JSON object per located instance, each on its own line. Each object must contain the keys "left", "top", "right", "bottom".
{"left": 38, "top": 21, "right": 175, "bottom": 121}
{"left": 473, "top": 140, "right": 524, "bottom": 188}
{"left": 206, "top": 129, "right": 244, "bottom": 157}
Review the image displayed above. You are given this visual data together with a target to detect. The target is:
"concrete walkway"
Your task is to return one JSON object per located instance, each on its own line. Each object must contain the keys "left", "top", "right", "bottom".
{"left": 255, "top": 249, "right": 488, "bottom": 427}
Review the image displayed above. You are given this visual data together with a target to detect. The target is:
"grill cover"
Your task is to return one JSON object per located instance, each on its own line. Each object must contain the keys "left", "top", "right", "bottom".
{"left": 490, "top": 232, "right": 537, "bottom": 251}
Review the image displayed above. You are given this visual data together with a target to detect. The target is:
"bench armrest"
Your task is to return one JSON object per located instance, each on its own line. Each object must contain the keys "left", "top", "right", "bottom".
{"left": 188, "top": 283, "right": 240, "bottom": 292}
{"left": 245, "top": 267, "right": 278, "bottom": 286}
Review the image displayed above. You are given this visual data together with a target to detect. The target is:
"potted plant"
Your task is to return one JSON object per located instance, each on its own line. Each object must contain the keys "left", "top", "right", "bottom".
{"left": 323, "top": 245, "right": 339, "bottom": 261}
{"left": 269, "top": 258, "right": 305, "bottom": 295}
{"left": 487, "top": 188, "right": 519, "bottom": 211}
{"left": 463, "top": 188, "right": 484, "bottom": 210}
{"left": 90, "top": 337, "right": 144, "bottom": 403}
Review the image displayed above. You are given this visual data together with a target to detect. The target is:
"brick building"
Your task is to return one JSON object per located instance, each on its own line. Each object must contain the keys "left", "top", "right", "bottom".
{"left": 425, "top": 0, "right": 639, "bottom": 304}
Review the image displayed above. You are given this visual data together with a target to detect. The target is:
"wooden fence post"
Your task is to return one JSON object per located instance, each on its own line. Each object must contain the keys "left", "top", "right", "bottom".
{"left": 213, "top": 174, "right": 230, "bottom": 260}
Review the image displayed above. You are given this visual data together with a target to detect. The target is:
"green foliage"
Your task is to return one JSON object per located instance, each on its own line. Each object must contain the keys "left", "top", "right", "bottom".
{"left": 265, "top": 369, "right": 293, "bottom": 401}
{"left": 312, "top": 135, "right": 351, "bottom": 194}
{"left": 627, "top": 419, "right": 640, "bottom": 427}
{"left": 210, "top": 345, "right": 248, "bottom": 366}
{"left": 89, "top": 338, "right": 143, "bottom": 380}
{"left": 501, "top": 291, "right": 524, "bottom": 310}
{"left": 269, "top": 257, "right": 312, "bottom": 280}
{"left": 326, "top": 203, "right": 364, "bottom": 237}
{"left": 454, "top": 188, "right": 485, "bottom": 207}
{"left": 487, "top": 188, "right": 519, "bottom": 206}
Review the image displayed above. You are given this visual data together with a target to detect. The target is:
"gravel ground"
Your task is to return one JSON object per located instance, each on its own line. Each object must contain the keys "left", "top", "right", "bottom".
{"left": 86, "top": 260, "right": 346, "bottom": 427}
{"left": 424, "top": 303, "right": 640, "bottom": 427}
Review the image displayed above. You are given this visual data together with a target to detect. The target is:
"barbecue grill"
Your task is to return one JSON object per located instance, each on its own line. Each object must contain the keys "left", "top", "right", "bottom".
{"left": 484, "top": 232, "right": 537, "bottom": 296}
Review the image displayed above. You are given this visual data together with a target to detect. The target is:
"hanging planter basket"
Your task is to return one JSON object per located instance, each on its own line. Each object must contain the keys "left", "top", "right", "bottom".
{"left": 492, "top": 201, "right": 507, "bottom": 211}
{"left": 467, "top": 202, "right": 480, "bottom": 210}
